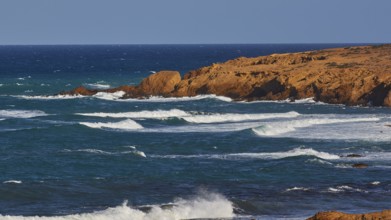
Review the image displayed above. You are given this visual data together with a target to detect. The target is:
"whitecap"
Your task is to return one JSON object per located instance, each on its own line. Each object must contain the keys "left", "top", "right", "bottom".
{"left": 77, "top": 109, "right": 190, "bottom": 119}
{"left": 133, "top": 150, "right": 146, "bottom": 158}
{"left": 120, "top": 94, "right": 232, "bottom": 103}
{"left": 285, "top": 187, "right": 310, "bottom": 192}
{"left": 371, "top": 181, "right": 381, "bottom": 185}
{"left": 84, "top": 83, "right": 111, "bottom": 89}
{"left": 151, "top": 147, "right": 340, "bottom": 160}
{"left": 239, "top": 97, "right": 325, "bottom": 104}
{"left": 0, "top": 192, "right": 234, "bottom": 220}
{"left": 79, "top": 119, "right": 143, "bottom": 131}
{"left": 14, "top": 94, "right": 85, "bottom": 100}
{"left": 0, "top": 110, "right": 48, "bottom": 118}
{"left": 252, "top": 116, "right": 380, "bottom": 137}
{"left": 3, "top": 180, "right": 22, "bottom": 184}
{"left": 326, "top": 185, "right": 367, "bottom": 193}
{"left": 182, "top": 111, "right": 300, "bottom": 124}
{"left": 93, "top": 91, "right": 126, "bottom": 100}
{"left": 74, "top": 149, "right": 113, "bottom": 155}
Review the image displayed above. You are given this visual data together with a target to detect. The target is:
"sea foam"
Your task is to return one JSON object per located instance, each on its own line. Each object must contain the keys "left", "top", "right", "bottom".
{"left": 152, "top": 147, "right": 340, "bottom": 160}
{"left": 79, "top": 119, "right": 143, "bottom": 131}
{"left": 77, "top": 109, "right": 190, "bottom": 119}
{"left": 78, "top": 110, "right": 299, "bottom": 124}
{"left": 84, "top": 82, "right": 111, "bottom": 89}
{"left": 0, "top": 110, "right": 48, "bottom": 118}
{"left": 252, "top": 117, "right": 380, "bottom": 136}
{"left": 182, "top": 111, "right": 300, "bottom": 123}
{"left": 0, "top": 192, "right": 234, "bottom": 220}
{"left": 3, "top": 180, "right": 22, "bottom": 184}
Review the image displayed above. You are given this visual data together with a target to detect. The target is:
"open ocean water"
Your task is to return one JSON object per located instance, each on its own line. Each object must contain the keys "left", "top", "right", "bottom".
{"left": 0, "top": 44, "right": 390, "bottom": 219}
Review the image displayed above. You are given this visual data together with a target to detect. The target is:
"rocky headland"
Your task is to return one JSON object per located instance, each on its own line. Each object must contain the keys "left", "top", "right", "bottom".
{"left": 307, "top": 210, "right": 391, "bottom": 220}
{"left": 62, "top": 44, "right": 391, "bottom": 106}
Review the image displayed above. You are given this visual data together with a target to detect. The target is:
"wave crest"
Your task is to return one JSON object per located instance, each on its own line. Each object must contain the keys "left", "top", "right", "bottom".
{"left": 0, "top": 110, "right": 48, "bottom": 118}
{"left": 0, "top": 192, "right": 234, "bottom": 220}
{"left": 79, "top": 119, "right": 143, "bottom": 131}
{"left": 77, "top": 109, "right": 190, "bottom": 119}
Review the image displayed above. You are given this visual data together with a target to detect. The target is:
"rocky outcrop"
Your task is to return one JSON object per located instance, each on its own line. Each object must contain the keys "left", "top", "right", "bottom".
{"left": 61, "top": 44, "right": 391, "bottom": 107}
{"left": 307, "top": 210, "right": 391, "bottom": 220}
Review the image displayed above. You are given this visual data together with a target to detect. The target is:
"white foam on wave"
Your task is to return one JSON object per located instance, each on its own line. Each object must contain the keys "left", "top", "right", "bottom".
{"left": 123, "top": 150, "right": 147, "bottom": 158}
{"left": 13, "top": 92, "right": 231, "bottom": 102}
{"left": 239, "top": 97, "right": 325, "bottom": 104}
{"left": 0, "top": 110, "right": 48, "bottom": 118}
{"left": 79, "top": 119, "right": 143, "bottom": 131}
{"left": 152, "top": 147, "right": 340, "bottom": 160}
{"left": 3, "top": 180, "right": 22, "bottom": 184}
{"left": 182, "top": 111, "right": 300, "bottom": 124}
{"left": 252, "top": 117, "right": 380, "bottom": 137}
{"left": 120, "top": 94, "right": 232, "bottom": 103}
{"left": 326, "top": 185, "right": 367, "bottom": 193}
{"left": 63, "top": 148, "right": 147, "bottom": 158}
{"left": 0, "top": 192, "right": 234, "bottom": 220}
{"left": 14, "top": 94, "right": 85, "bottom": 100}
{"left": 84, "top": 83, "right": 111, "bottom": 89}
{"left": 77, "top": 110, "right": 300, "bottom": 124}
{"left": 285, "top": 187, "right": 311, "bottom": 192}
{"left": 77, "top": 109, "right": 190, "bottom": 119}
{"left": 92, "top": 91, "right": 126, "bottom": 100}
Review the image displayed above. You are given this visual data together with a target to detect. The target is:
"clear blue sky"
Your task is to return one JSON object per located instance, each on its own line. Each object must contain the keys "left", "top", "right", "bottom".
{"left": 1, "top": 0, "right": 390, "bottom": 45}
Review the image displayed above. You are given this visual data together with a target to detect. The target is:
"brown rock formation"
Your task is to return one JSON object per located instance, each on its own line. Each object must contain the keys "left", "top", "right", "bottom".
{"left": 61, "top": 44, "right": 391, "bottom": 106}
{"left": 307, "top": 210, "right": 391, "bottom": 220}
{"left": 352, "top": 163, "right": 369, "bottom": 168}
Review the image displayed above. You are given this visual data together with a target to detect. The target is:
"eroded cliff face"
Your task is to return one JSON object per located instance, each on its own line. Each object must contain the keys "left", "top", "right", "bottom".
{"left": 61, "top": 44, "right": 391, "bottom": 107}
{"left": 307, "top": 210, "right": 391, "bottom": 220}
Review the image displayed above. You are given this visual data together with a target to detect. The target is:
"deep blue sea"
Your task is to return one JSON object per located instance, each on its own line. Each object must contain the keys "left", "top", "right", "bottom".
{"left": 0, "top": 44, "right": 390, "bottom": 220}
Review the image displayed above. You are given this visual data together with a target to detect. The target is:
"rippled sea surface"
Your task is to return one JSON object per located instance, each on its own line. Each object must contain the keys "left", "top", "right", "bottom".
{"left": 1, "top": 44, "right": 390, "bottom": 219}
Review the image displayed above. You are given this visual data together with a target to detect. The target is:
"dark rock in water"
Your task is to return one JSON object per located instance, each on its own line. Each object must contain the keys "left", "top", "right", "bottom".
{"left": 346, "top": 154, "right": 363, "bottom": 158}
{"left": 352, "top": 163, "right": 368, "bottom": 168}
{"left": 385, "top": 124, "right": 391, "bottom": 127}
{"left": 307, "top": 210, "right": 391, "bottom": 220}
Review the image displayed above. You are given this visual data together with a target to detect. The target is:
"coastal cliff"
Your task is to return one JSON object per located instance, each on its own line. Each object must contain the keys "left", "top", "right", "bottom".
{"left": 307, "top": 210, "right": 391, "bottom": 220}
{"left": 62, "top": 44, "right": 391, "bottom": 106}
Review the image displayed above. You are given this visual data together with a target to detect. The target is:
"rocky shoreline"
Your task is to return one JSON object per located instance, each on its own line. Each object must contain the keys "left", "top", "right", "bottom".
{"left": 307, "top": 210, "right": 391, "bottom": 220}
{"left": 61, "top": 44, "right": 391, "bottom": 107}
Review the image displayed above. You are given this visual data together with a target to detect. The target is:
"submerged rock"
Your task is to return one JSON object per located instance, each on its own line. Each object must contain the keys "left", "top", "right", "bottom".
{"left": 307, "top": 210, "right": 391, "bottom": 220}
{"left": 352, "top": 163, "right": 369, "bottom": 168}
{"left": 346, "top": 154, "right": 363, "bottom": 158}
{"left": 61, "top": 44, "right": 391, "bottom": 107}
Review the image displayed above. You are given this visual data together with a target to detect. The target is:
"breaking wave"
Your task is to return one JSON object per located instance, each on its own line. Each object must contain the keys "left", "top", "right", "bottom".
{"left": 77, "top": 110, "right": 299, "bottom": 123}
{"left": 0, "top": 192, "right": 234, "bottom": 220}
{"left": 0, "top": 109, "right": 48, "bottom": 118}
{"left": 14, "top": 94, "right": 85, "bottom": 100}
{"left": 182, "top": 111, "right": 300, "bottom": 123}
{"left": 252, "top": 117, "right": 380, "bottom": 136}
{"left": 84, "top": 82, "right": 111, "bottom": 89}
{"left": 93, "top": 91, "right": 126, "bottom": 100}
{"left": 77, "top": 109, "right": 190, "bottom": 119}
{"left": 13, "top": 93, "right": 232, "bottom": 102}
{"left": 151, "top": 147, "right": 340, "bottom": 160}
{"left": 3, "top": 180, "right": 22, "bottom": 184}
{"left": 79, "top": 119, "right": 143, "bottom": 131}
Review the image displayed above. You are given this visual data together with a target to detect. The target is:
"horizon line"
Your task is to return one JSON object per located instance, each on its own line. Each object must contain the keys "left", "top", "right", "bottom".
{"left": 0, "top": 42, "right": 388, "bottom": 46}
